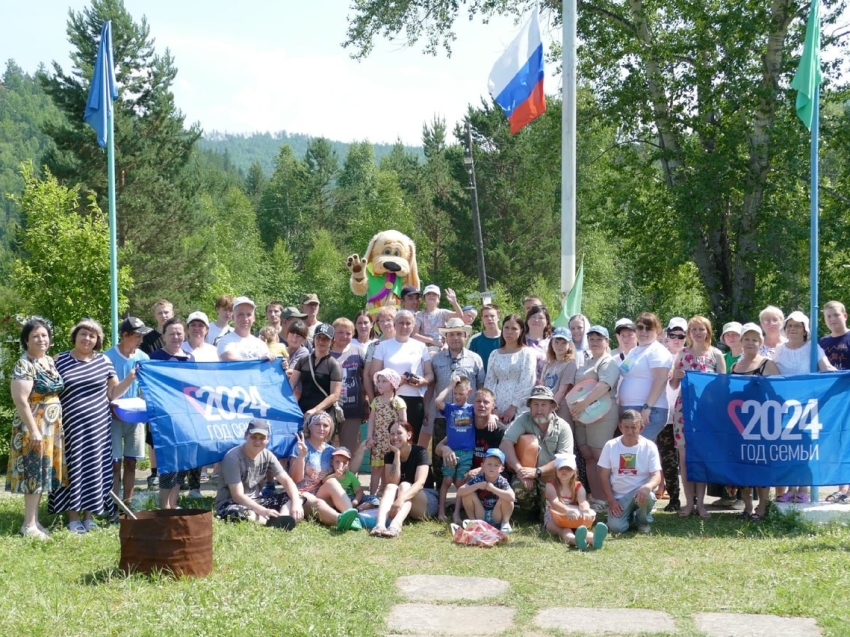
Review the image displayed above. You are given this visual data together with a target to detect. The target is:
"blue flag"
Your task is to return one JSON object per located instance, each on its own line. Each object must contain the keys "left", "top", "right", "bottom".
{"left": 137, "top": 360, "right": 304, "bottom": 474}
{"left": 681, "top": 371, "right": 850, "bottom": 487}
{"left": 84, "top": 21, "right": 118, "bottom": 148}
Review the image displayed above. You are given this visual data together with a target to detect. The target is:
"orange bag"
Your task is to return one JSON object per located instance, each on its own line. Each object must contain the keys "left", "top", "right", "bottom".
{"left": 451, "top": 520, "right": 508, "bottom": 548}
{"left": 515, "top": 433, "right": 539, "bottom": 468}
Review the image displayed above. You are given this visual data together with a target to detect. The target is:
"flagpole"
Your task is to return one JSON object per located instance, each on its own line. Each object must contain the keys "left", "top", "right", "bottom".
{"left": 107, "top": 105, "right": 118, "bottom": 346}
{"left": 809, "top": 89, "right": 819, "bottom": 502}
{"left": 561, "top": 0, "right": 577, "bottom": 296}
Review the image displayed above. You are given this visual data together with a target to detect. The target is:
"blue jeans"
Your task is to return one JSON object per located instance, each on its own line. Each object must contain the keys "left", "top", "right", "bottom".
{"left": 606, "top": 486, "right": 657, "bottom": 533}
{"left": 621, "top": 405, "right": 666, "bottom": 442}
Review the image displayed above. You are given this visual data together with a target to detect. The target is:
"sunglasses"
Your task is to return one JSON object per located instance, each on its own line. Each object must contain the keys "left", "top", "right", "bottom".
{"left": 635, "top": 324, "right": 654, "bottom": 332}
{"left": 667, "top": 333, "right": 686, "bottom": 340}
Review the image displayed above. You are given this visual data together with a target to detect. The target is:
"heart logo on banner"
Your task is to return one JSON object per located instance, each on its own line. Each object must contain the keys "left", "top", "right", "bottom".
{"left": 183, "top": 386, "right": 209, "bottom": 416}
{"left": 727, "top": 399, "right": 745, "bottom": 434}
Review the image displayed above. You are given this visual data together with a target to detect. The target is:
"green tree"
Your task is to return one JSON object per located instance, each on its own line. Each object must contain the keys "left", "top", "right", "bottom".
{"left": 257, "top": 145, "right": 309, "bottom": 250}
{"left": 244, "top": 160, "right": 266, "bottom": 206}
{"left": 11, "top": 163, "right": 131, "bottom": 351}
{"left": 38, "top": 0, "right": 205, "bottom": 313}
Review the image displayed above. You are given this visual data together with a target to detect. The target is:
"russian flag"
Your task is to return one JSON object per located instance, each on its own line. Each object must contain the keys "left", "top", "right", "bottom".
{"left": 488, "top": 9, "right": 546, "bottom": 134}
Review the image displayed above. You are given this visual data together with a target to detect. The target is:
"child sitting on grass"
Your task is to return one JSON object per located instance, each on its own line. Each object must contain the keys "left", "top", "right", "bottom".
{"left": 456, "top": 448, "right": 515, "bottom": 533}
{"left": 544, "top": 453, "right": 607, "bottom": 550}
{"left": 435, "top": 375, "right": 476, "bottom": 522}
{"left": 365, "top": 369, "right": 407, "bottom": 498}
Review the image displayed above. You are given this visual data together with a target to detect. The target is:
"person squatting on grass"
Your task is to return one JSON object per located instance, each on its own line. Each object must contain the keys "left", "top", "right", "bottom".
{"left": 215, "top": 419, "right": 304, "bottom": 529}
{"left": 543, "top": 453, "right": 607, "bottom": 550}
{"left": 598, "top": 410, "right": 662, "bottom": 534}
{"left": 456, "top": 447, "right": 515, "bottom": 534}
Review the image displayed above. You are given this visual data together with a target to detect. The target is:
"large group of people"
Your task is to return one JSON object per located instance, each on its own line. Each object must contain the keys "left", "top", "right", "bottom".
{"left": 8, "top": 286, "right": 850, "bottom": 543}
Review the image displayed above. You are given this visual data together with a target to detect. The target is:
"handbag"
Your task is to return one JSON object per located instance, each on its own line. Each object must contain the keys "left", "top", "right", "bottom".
{"left": 307, "top": 353, "right": 345, "bottom": 426}
{"left": 450, "top": 519, "right": 508, "bottom": 548}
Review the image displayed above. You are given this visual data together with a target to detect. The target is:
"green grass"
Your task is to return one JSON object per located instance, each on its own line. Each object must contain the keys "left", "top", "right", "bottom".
{"left": 1, "top": 495, "right": 849, "bottom": 637}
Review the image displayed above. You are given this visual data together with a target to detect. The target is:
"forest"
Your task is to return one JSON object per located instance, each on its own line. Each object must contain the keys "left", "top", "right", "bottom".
{"left": 2, "top": 0, "right": 850, "bottom": 355}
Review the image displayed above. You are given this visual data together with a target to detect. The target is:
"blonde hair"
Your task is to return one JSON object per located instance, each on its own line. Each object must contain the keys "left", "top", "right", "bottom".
{"left": 759, "top": 305, "right": 784, "bottom": 323}
{"left": 258, "top": 326, "right": 280, "bottom": 344}
{"left": 70, "top": 318, "right": 105, "bottom": 351}
{"left": 823, "top": 300, "right": 846, "bottom": 314}
{"left": 686, "top": 316, "right": 713, "bottom": 348}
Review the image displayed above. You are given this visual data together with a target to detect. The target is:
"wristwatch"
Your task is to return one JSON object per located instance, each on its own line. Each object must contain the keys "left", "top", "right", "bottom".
{"left": 535, "top": 468, "right": 542, "bottom": 478}
{"left": 642, "top": 403, "right": 651, "bottom": 411}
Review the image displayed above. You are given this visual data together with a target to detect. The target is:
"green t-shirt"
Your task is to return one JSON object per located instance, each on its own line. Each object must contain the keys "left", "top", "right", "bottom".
{"left": 338, "top": 470, "right": 361, "bottom": 499}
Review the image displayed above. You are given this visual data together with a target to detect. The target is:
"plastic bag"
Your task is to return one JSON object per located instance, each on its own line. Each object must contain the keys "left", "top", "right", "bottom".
{"left": 450, "top": 519, "right": 508, "bottom": 548}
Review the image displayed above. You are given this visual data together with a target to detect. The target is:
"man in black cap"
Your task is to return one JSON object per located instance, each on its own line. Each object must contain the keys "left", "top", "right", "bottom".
{"left": 215, "top": 419, "right": 304, "bottom": 528}
{"left": 400, "top": 285, "right": 421, "bottom": 313}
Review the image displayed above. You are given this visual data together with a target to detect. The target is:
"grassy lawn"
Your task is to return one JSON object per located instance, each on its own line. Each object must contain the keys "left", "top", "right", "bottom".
{"left": 1, "top": 493, "right": 849, "bottom": 637}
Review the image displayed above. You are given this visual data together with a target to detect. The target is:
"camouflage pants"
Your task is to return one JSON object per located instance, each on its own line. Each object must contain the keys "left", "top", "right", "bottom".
{"left": 656, "top": 423, "right": 680, "bottom": 504}
{"left": 511, "top": 476, "right": 547, "bottom": 521}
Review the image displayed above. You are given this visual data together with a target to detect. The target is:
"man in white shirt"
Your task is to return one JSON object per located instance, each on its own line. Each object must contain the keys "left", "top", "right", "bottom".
{"left": 598, "top": 409, "right": 662, "bottom": 534}
{"left": 217, "top": 297, "right": 273, "bottom": 361}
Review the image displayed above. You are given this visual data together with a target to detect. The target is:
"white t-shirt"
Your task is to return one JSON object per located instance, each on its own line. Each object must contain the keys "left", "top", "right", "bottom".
{"left": 217, "top": 331, "right": 271, "bottom": 361}
{"left": 598, "top": 436, "right": 662, "bottom": 498}
{"left": 372, "top": 337, "right": 431, "bottom": 398}
{"left": 773, "top": 341, "right": 828, "bottom": 375}
{"left": 182, "top": 341, "right": 220, "bottom": 362}
{"left": 617, "top": 341, "right": 673, "bottom": 408}
{"left": 206, "top": 322, "right": 232, "bottom": 345}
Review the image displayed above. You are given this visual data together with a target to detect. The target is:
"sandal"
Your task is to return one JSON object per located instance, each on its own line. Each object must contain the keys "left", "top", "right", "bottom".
{"left": 697, "top": 509, "right": 711, "bottom": 520}
{"left": 370, "top": 525, "right": 387, "bottom": 537}
{"left": 774, "top": 491, "right": 796, "bottom": 503}
{"left": 384, "top": 525, "right": 402, "bottom": 539}
{"left": 336, "top": 508, "right": 359, "bottom": 531}
{"left": 663, "top": 501, "right": 680, "bottom": 512}
{"left": 678, "top": 507, "right": 694, "bottom": 518}
{"left": 82, "top": 519, "right": 100, "bottom": 532}
{"left": 749, "top": 512, "right": 765, "bottom": 521}
{"left": 794, "top": 492, "right": 810, "bottom": 504}
{"left": 66, "top": 520, "right": 86, "bottom": 534}
{"left": 735, "top": 511, "right": 752, "bottom": 520}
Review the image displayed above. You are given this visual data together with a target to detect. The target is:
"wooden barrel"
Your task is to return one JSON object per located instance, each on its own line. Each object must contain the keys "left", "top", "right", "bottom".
{"left": 119, "top": 509, "right": 213, "bottom": 578}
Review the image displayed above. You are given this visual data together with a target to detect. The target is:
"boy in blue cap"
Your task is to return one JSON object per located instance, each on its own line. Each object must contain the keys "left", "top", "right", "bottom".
{"left": 456, "top": 448, "right": 515, "bottom": 533}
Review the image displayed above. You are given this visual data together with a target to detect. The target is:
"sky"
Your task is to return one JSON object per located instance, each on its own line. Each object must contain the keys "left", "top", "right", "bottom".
{"left": 0, "top": 1, "right": 561, "bottom": 145}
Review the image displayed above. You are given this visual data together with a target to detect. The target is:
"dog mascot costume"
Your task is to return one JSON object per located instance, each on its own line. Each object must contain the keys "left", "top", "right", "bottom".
{"left": 346, "top": 230, "right": 420, "bottom": 313}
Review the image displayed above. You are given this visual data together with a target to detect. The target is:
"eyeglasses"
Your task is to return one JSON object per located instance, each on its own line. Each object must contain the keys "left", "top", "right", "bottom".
{"left": 667, "top": 333, "right": 686, "bottom": 340}
{"left": 635, "top": 324, "right": 654, "bottom": 332}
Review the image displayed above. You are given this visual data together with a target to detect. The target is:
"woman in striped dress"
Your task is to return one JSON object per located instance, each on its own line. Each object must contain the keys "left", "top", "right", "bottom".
{"left": 48, "top": 319, "right": 137, "bottom": 533}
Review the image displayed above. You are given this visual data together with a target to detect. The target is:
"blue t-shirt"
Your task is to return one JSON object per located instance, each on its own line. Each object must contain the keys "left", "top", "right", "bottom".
{"left": 104, "top": 346, "right": 149, "bottom": 399}
{"left": 442, "top": 402, "right": 475, "bottom": 451}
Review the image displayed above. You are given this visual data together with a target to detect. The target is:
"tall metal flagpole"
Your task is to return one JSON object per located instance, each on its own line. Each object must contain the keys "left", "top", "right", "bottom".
{"left": 809, "top": 90, "right": 819, "bottom": 502}
{"left": 561, "top": 0, "right": 577, "bottom": 295}
{"left": 107, "top": 105, "right": 118, "bottom": 346}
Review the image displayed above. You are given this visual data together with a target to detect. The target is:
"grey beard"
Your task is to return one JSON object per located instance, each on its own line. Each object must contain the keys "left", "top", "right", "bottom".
{"left": 533, "top": 415, "right": 550, "bottom": 426}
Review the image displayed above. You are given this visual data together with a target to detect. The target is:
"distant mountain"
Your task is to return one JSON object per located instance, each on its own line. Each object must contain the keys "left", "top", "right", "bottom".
{"left": 198, "top": 130, "right": 424, "bottom": 176}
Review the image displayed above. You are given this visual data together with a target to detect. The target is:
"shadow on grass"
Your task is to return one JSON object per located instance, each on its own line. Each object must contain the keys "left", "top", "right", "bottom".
{"left": 79, "top": 567, "right": 130, "bottom": 586}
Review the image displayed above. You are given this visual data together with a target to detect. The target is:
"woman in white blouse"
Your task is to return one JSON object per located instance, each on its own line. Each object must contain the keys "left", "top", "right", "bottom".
{"left": 485, "top": 314, "right": 537, "bottom": 425}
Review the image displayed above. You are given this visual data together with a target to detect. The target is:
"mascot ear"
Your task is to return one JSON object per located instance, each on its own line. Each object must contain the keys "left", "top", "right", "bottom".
{"left": 364, "top": 232, "right": 383, "bottom": 265}
{"left": 407, "top": 239, "right": 420, "bottom": 289}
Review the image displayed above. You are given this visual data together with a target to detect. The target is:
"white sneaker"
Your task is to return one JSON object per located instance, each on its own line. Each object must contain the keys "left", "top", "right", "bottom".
{"left": 187, "top": 489, "right": 204, "bottom": 500}
{"left": 500, "top": 522, "right": 513, "bottom": 534}
{"left": 637, "top": 524, "right": 652, "bottom": 534}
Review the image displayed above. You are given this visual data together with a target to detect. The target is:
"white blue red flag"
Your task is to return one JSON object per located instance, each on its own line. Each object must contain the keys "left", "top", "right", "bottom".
{"left": 488, "top": 9, "right": 546, "bottom": 134}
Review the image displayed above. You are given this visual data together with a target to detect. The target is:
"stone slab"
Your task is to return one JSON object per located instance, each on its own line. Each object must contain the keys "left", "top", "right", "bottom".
{"left": 387, "top": 603, "right": 515, "bottom": 636}
{"left": 694, "top": 612, "right": 821, "bottom": 636}
{"left": 774, "top": 502, "right": 850, "bottom": 525}
{"left": 534, "top": 607, "right": 676, "bottom": 635}
{"left": 396, "top": 575, "right": 510, "bottom": 601}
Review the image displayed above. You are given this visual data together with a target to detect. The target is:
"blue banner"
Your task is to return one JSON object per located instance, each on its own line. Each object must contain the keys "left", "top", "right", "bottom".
{"left": 137, "top": 360, "right": 303, "bottom": 473}
{"left": 681, "top": 371, "right": 850, "bottom": 486}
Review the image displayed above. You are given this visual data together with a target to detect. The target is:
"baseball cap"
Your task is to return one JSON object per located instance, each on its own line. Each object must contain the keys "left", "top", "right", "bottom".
{"left": 615, "top": 318, "right": 636, "bottom": 333}
{"left": 187, "top": 311, "right": 210, "bottom": 327}
{"left": 313, "top": 323, "right": 335, "bottom": 340}
{"left": 462, "top": 305, "right": 476, "bottom": 312}
{"left": 740, "top": 322, "right": 762, "bottom": 337}
{"left": 721, "top": 321, "right": 743, "bottom": 338}
{"left": 422, "top": 284, "right": 440, "bottom": 297}
{"left": 587, "top": 325, "right": 610, "bottom": 339}
{"left": 332, "top": 446, "right": 352, "bottom": 459}
{"left": 245, "top": 418, "right": 270, "bottom": 437}
{"left": 301, "top": 293, "right": 320, "bottom": 305}
{"left": 666, "top": 317, "right": 688, "bottom": 332}
{"left": 232, "top": 296, "right": 256, "bottom": 310}
{"left": 400, "top": 285, "right": 420, "bottom": 298}
{"left": 281, "top": 306, "right": 307, "bottom": 320}
{"left": 119, "top": 316, "right": 147, "bottom": 335}
{"left": 551, "top": 326, "right": 570, "bottom": 341}
{"left": 555, "top": 453, "right": 577, "bottom": 470}
{"left": 483, "top": 448, "right": 505, "bottom": 464}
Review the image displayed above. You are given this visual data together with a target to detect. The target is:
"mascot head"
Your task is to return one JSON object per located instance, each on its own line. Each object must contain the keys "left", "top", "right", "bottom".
{"left": 363, "top": 230, "right": 420, "bottom": 288}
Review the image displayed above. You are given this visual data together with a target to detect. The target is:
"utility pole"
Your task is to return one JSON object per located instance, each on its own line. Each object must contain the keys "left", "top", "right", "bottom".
{"left": 463, "top": 123, "right": 488, "bottom": 294}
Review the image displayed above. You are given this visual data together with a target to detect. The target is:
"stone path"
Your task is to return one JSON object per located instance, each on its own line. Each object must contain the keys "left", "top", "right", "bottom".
{"left": 385, "top": 575, "right": 822, "bottom": 636}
